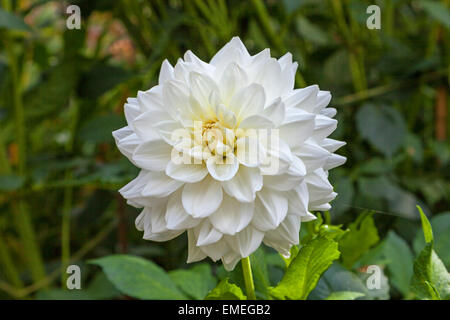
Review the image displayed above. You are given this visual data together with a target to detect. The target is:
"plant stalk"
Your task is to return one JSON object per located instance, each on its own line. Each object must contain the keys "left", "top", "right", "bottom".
{"left": 241, "top": 257, "right": 256, "bottom": 300}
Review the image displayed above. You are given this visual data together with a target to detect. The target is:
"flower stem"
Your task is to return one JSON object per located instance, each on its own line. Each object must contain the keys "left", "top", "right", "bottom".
{"left": 241, "top": 257, "right": 256, "bottom": 300}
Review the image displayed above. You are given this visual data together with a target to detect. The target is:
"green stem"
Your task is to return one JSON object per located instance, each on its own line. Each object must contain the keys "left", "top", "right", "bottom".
{"left": 3, "top": 0, "right": 46, "bottom": 284}
{"left": 61, "top": 99, "right": 78, "bottom": 287}
{"left": 241, "top": 257, "right": 256, "bottom": 300}
{"left": 0, "top": 233, "right": 23, "bottom": 288}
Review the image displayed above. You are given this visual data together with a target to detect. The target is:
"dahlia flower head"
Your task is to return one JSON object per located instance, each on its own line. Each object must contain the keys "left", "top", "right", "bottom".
{"left": 113, "top": 37, "right": 346, "bottom": 271}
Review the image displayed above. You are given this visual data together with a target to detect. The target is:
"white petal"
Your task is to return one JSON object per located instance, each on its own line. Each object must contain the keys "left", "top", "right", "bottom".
{"left": 165, "top": 190, "right": 200, "bottom": 230}
{"left": 137, "top": 88, "right": 164, "bottom": 112}
{"left": 219, "top": 62, "right": 248, "bottom": 103}
{"left": 166, "top": 160, "right": 208, "bottom": 183}
{"left": 263, "top": 166, "right": 304, "bottom": 192}
{"left": 321, "top": 107, "right": 337, "bottom": 118}
{"left": 189, "top": 71, "right": 219, "bottom": 112}
{"left": 162, "top": 80, "right": 189, "bottom": 119}
{"left": 263, "top": 214, "right": 300, "bottom": 255}
{"left": 120, "top": 170, "right": 151, "bottom": 200}
{"left": 182, "top": 176, "right": 223, "bottom": 218}
{"left": 259, "top": 139, "right": 293, "bottom": 175}
{"left": 279, "top": 109, "right": 315, "bottom": 148}
{"left": 221, "top": 252, "right": 241, "bottom": 271}
{"left": 278, "top": 52, "right": 293, "bottom": 70}
{"left": 141, "top": 171, "right": 184, "bottom": 197}
{"left": 195, "top": 220, "right": 223, "bottom": 246}
{"left": 262, "top": 98, "right": 285, "bottom": 127}
{"left": 313, "top": 90, "right": 331, "bottom": 114}
{"left": 124, "top": 102, "right": 141, "bottom": 131}
{"left": 239, "top": 114, "right": 275, "bottom": 129}
{"left": 209, "top": 195, "right": 254, "bottom": 235}
{"left": 133, "top": 109, "right": 172, "bottom": 140}
{"left": 323, "top": 154, "right": 346, "bottom": 170}
{"left": 210, "top": 37, "right": 251, "bottom": 70}
{"left": 206, "top": 154, "right": 239, "bottom": 181}
{"left": 312, "top": 114, "right": 338, "bottom": 141}
{"left": 225, "top": 226, "right": 264, "bottom": 258}
{"left": 312, "top": 203, "right": 332, "bottom": 211}
{"left": 252, "top": 188, "right": 288, "bottom": 231}
{"left": 215, "top": 103, "right": 237, "bottom": 128}
{"left": 284, "top": 85, "right": 319, "bottom": 112}
{"left": 199, "top": 240, "right": 230, "bottom": 262}
{"left": 235, "top": 136, "right": 266, "bottom": 168}
{"left": 286, "top": 181, "right": 309, "bottom": 215}
{"left": 253, "top": 57, "right": 282, "bottom": 102}
{"left": 113, "top": 126, "right": 140, "bottom": 161}
{"left": 229, "top": 83, "right": 265, "bottom": 120}
{"left": 187, "top": 229, "right": 206, "bottom": 263}
{"left": 222, "top": 166, "right": 263, "bottom": 202}
{"left": 159, "top": 59, "right": 174, "bottom": 84}
{"left": 321, "top": 138, "right": 346, "bottom": 153}
{"left": 292, "top": 139, "right": 330, "bottom": 172}
{"left": 184, "top": 50, "right": 215, "bottom": 74}
{"left": 132, "top": 139, "right": 171, "bottom": 171}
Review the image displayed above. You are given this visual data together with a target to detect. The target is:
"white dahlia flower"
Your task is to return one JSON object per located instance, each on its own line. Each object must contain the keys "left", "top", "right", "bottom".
{"left": 113, "top": 37, "right": 346, "bottom": 271}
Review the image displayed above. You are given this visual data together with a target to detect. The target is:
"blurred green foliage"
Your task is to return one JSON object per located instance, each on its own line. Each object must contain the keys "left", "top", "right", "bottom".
{"left": 0, "top": 0, "right": 449, "bottom": 300}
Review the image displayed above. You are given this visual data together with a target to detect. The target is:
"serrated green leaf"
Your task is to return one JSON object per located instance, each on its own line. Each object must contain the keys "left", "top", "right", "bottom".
{"left": 417, "top": 205, "right": 433, "bottom": 244}
{"left": 339, "top": 213, "right": 379, "bottom": 269}
{"left": 169, "top": 263, "right": 217, "bottom": 300}
{"left": 269, "top": 236, "right": 340, "bottom": 300}
{"left": 413, "top": 212, "right": 450, "bottom": 269}
{"left": 205, "top": 278, "right": 247, "bottom": 300}
{"left": 89, "top": 254, "right": 187, "bottom": 300}
{"left": 410, "top": 243, "right": 450, "bottom": 300}
{"left": 325, "top": 291, "right": 365, "bottom": 300}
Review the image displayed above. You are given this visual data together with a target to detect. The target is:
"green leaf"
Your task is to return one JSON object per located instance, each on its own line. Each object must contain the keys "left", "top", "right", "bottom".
{"left": 26, "top": 62, "right": 79, "bottom": 119}
{"left": 205, "top": 278, "right": 247, "bottom": 300}
{"left": 249, "top": 247, "right": 271, "bottom": 298}
{"left": 281, "top": 245, "right": 299, "bottom": 268}
{"left": 0, "top": 174, "right": 25, "bottom": 191}
{"left": 308, "top": 263, "right": 367, "bottom": 300}
{"left": 356, "top": 104, "right": 406, "bottom": 156}
{"left": 78, "top": 63, "right": 131, "bottom": 98}
{"left": 79, "top": 114, "right": 126, "bottom": 144}
{"left": 413, "top": 212, "right": 450, "bottom": 269}
{"left": 36, "top": 272, "right": 120, "bottom": 300}
{"left": 417, "top": 205, "right": 433, "bottom": 244}
{"left": 215, "top": 247, "right": 270, "bottom": 299}
{"left": 421, "top": 0, "right": 450, "bottom": 30}
{"left": 382, "top": 231, "right": 414, "bottom": 296}
{"left": 325, "top": 291, "right": 365, "bottom": 300}
{"left": 269, "top": 236, "right": 340, "bottom": 300}
{"left": 339, "top": 213, "right": 379, "bottom": 269}
{"left": 89, "top": 254, "right": 187, "bottom": 300}
{"left": 330, "top": 176, "right": 354, "bottom": 216}
{"left": 410, "top": 243, "right": 450, "bottom": 300}
{"left": 0, "top": 8, "right": 30, "bottom": 31}
{"left": 169, "top": 263, "right": 217, "bottom": 300}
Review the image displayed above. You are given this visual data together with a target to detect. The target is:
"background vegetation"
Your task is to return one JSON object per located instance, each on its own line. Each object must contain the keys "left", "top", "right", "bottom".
{"left": 0, "top": 0, "right": 448, "bottom": 300}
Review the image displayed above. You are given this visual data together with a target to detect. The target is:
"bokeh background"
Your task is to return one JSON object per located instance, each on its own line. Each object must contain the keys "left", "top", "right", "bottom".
{"left": 0, "top": 0, "right": 448, "bottom": 299}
